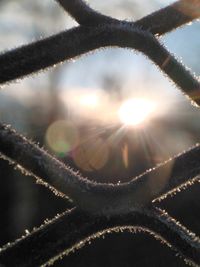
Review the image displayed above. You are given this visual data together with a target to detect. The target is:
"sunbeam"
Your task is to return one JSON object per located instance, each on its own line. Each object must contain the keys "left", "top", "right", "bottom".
{"left": 118, "top": 98, "right": 156, "bottom": 126}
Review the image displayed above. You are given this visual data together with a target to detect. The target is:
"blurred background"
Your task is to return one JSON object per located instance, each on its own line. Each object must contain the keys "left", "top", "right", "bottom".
{"left": 0, "top": 0, "right": 200, "bottom": 266}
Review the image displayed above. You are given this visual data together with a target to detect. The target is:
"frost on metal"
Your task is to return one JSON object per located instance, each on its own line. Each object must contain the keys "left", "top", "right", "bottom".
{"left": 0, "top": 0, "right": 200, "bottom": 266}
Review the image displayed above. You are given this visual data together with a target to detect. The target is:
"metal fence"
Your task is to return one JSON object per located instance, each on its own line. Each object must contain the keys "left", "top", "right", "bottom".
{"left": 0, "top": 0, "right": 200, "bottom": 266}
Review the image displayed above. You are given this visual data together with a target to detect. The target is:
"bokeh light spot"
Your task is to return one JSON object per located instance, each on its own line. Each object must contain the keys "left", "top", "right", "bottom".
{"left": 45, "top": 120, "right": 79, "bottom": 157}
{"left": 122, "top": 143, "right": 129, "bottom": 168}
{"left": 73, "top": 138, "right": 110, "bottom": 172}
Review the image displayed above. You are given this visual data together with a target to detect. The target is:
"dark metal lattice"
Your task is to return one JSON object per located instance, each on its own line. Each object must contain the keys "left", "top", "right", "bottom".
{"left": 0, "top": 0, "right": 200, "bottom": 266}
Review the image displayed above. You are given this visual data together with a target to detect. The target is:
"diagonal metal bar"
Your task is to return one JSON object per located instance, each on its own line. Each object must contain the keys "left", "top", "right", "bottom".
{"left": 0, "top": 207, "right": 199, "bottom": 267}
{"left": 0, "top": 23, "right": 199, "bottom": 104}
{"left": 56, "top": 0, "right": 200, "bottom": 35}
{"left": 56, "top": 0, "right": 119, "bottom": 25}
{"left": 135, "top": 0, "right": 200, "bottom": 35}
{"left": 0, "top": 123, "right": 200, "bottom": 215}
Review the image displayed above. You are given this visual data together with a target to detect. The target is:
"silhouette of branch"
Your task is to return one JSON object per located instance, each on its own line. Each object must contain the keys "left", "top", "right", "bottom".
{"left": 0, "top": 123, "right": 200, "bottom": 215}
{"left": 0, "top": 207, "right": 199, "bottom": 267}
{"left": 0, "top": 23, "right": 199, "bottom": 104}
{"left": 56, "top": 0, "right": 200, "bottom": 35}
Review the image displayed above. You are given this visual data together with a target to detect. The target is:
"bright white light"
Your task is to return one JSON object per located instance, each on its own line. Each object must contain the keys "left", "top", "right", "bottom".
{"left": 118, "top": 98, "right": 156, "bottom": 126}
{"left": 79, "top": 94, "right": 99, "bottom": 108}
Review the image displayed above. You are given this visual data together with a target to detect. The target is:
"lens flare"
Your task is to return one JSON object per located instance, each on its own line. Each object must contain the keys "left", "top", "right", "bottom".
{"left": 118, "top": 98, "right": 156, "bottom": 126}
{"left": 73, "top": 138, "right": 109, "bottom": 172}
{"left": 45, "top": 120, "right": 79, "bottom": 157}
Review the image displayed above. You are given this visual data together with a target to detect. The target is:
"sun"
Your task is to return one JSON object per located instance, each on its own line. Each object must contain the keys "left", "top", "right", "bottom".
{"left": 79, "top": 94, "right": 99, "bottom": 108}
{"left": 118, "top": 98, "right": 156, "bottom": 126}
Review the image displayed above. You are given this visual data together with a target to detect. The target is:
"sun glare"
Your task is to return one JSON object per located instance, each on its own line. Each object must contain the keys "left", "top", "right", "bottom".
{"left": 118, "top": 98, "right": 156, "bottom": 126}
{"left": 79, "top": 94, "right": 99, "bottom": 108}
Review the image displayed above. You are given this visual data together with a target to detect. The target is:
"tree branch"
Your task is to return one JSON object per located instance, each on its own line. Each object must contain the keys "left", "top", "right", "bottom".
{"left": 0, "top": 207, "right": 199, "bottom": 267}
{"left": 0, "top": 123, "right": 200, "bottom": 215}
